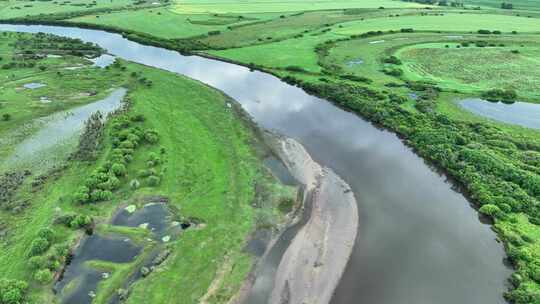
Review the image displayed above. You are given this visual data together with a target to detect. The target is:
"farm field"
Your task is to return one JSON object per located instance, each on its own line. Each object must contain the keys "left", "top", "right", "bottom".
{"left": 71, "top": 8, "right": 273, "bottom": 39}
{"left": 465, "top": 0, "right": 540, "bottom": 11}
{"left": 0, "top": 1, "right": 539, "bottom": 304}
{"left": 172, "top": 0, "right": 426, "bottom": 14}
{"left": 333, "top": 13, "right": 540, "bottom": 35}
{"left": 0, "top": 0, "right": 149, "bottom": 19}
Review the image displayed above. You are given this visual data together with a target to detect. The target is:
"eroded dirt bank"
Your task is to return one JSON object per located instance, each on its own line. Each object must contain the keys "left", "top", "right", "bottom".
{"left": 269, "top": 137, "right": 359, "bottom": 304}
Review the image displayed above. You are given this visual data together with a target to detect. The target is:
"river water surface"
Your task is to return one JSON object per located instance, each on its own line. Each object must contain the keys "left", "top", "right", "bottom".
{"left": 0, "top": 24, "right": 512, "bottom": 304}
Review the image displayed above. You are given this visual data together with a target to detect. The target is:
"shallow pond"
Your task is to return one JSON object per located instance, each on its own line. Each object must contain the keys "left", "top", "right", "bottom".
{"left": 55, "top": 234, "right": 141, "bottom": 304}
{"left": 23, "top": 82, "right": 46, "bottom": 89}
{"left": 0, "top": 24, "right": 512, "bottom": 304}
{"left": 263, "top": 156, "right": 297, "bottom": 186}
{"left": 4, "top": 88, "right": 126, "bottom": 171}
{"left": 112, "top": 202, "right": 182, "bottom": 240}
{"left": 460, "top": 98, "right": 540, "bottom": 129}
{"left": 91, "top": 54, "right": 116, "bottom": 68}
{"left": 346, "top": 58, "right": 364, "bottom": 67}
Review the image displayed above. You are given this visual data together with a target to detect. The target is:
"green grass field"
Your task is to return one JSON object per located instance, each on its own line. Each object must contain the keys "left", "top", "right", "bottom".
{"left": 397, "top": 42, "right": 540, "bottom": 101}
{"left": 334, "top": 13, "right": 540, "bottom": 35}
{"left": 0, "top": 0, "right": 146, "bottom": 19}
{"left": 173, "top": 0, "right": 426, "bottom": 14}
{"left": 71, "top": 8, "right": 268, "bottom": 39}
{"left": 465, "top": 0, "right": 540, "bottom": 11}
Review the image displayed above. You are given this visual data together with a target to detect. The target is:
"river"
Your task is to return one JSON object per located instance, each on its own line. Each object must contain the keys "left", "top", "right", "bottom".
{"left": 0, "top": 24, "right": 511, "bottom": 304}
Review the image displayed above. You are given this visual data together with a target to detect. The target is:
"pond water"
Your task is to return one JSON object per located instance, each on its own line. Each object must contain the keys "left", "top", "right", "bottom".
{"left": 0, "top": 24, "right": 512, "bottom": 304}
{"left": 346, "top": 58, "right": 364, "bottom": 67}
{"left": 112, "top": 202, "right": 182, "bottom": 239}
{"left": 55, "top": 234, "right": 141, "bottom": 304}
{"left": 91, "top": 54, "right": 116, "bottom": 68}
{"left": 263, "top": 156, "right": 297, "bottom": 186}
{"left": 460, "top": 98, "right": 540, "bottom": 129}
{"left": 23, "top": 82, "right": 46, "bottom": 89}
{"left": 5, "top": 88, "right": 126, "bottom": 171}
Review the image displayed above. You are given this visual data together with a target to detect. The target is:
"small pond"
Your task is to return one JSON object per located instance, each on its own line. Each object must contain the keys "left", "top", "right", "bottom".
{"left": 23, "top": 82, "right": 46, "bottom": 89}
{"left": 57, "top": 202, "right": 183, "bottom": 304}
{"left": 346, "top": 58, "right": 364, "bottom": 67}
{"left": 112, "top": 202, "right": 183, "bottom": 240}
{"left": 460, "top": 98, "right": 540, "bottom": 129}
{"left": 55, "top": 234, "right": 141, "bottom": 304}
{"left": 91, "top": 54, "right": 116, "bottom": 68}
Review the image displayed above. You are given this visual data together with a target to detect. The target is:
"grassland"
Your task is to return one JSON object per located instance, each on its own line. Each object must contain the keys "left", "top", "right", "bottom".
{"left": 0, "top": 32, "right": 291, "bottom": 303}
{"left": 172, "top": 0, "right": 426, "bottom": 14}
{"left": 71, "top": 8, "right": 267, "bottom": 39}
{"left": 465, "top": 0, "right": 540, "bottom": 11}
{"left": 397, "top": 41, "right": 540, "bottom": 102}
{"left": 0, "top": 0, "right": 152, "bottom": 19}
{"left": 334, "top": 13, "right": 540, "bottom": 35}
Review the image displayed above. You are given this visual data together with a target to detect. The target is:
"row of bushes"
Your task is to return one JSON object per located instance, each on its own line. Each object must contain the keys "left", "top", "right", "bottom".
{"left": 73, "top": 113, "right": 159, "bottom": 205}
{"left": 27, "top": 227, "right": 70, "bottom": 284}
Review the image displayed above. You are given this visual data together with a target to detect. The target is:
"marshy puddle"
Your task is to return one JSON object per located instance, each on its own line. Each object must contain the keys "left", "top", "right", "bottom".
{"left": 55, "top": 234, "right": 141, "bottom": 304}
{"left": 91, "top": 54, "right": 116, "bottom": 68}
{"left": 4, "top": 88, "right": 126, "bottom": 171}
{"left": 346, "top": 58, "right": 364, "bottom": 67}
{"left": 263, "top": 156, "right": 297, "bottom": 186}
{"left": 460, "top": 98, "right": 540, "bottom": 129}
{"left": 23, "top": 82, "right": 46, "bottom": 89}
{"left": 57, "top": 202, "right": 183, "bottom": 304}
{"left": 112, "top": 202, "right": 183, "bottom": 240}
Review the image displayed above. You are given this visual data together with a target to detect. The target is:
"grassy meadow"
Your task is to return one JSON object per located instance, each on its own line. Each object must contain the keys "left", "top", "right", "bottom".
{"left": 172, "top": 0, "right": 426, "bottom": 14}
{"left": 0, "top": 32, "right": 291, "bottom": 303}
{"left": 333, "top": 13, "right": 540, "bottom": 35}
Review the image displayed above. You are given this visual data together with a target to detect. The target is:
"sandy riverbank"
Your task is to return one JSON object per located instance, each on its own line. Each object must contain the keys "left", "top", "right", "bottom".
{"left": 268, "top": 137, "right": 359, "bottom": 304}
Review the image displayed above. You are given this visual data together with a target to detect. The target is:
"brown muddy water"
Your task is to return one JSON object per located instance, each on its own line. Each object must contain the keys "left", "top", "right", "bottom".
{"left": 0, "top": 24, "right": 512, "bottom": 304}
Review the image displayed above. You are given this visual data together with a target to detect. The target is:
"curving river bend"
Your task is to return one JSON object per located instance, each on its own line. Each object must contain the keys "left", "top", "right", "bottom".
{"left": 0, "top": 24, "right": 512, "bottom": 304}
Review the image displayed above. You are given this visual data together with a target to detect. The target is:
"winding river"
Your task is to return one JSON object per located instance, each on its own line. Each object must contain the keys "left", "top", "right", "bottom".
{"left": 0, "top": 24, "right": 512, "bottom": 304}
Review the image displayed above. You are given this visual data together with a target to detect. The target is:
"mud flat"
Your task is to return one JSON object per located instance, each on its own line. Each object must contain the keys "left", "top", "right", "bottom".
{"left": 269, "top": 137, "right": 358, "bottom": 304}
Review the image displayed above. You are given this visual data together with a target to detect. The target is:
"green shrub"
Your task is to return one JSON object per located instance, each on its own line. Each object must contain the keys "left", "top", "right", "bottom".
{"left": 111, "top": 163, "right": 127, "bottom": 177}
{"left": 138, "top": 169, "right": 151, "bottom": 178}
{"left": 479, "top": 204, "right": 502, "bottom": 217}
{"left": 383, "top": 56, "right": 402, "bottom": 65}
{"left": 28, "top": 256, "right": 47, "bottom": 270}
{"left": 69, "top": 215, "right": 92, "bottom": 229}
{"left": 144, "top": 130, "right": 159, "bottom": 143}
{"left": 33, "top": 269, "right": 53, "bottom": 284}
{"left": 147, "top": 175, "right": 161, "bottom": 187}
{"left": 0, "top": 278, "right": 28, "bottom": 304}
{"left": 28, "top": 238, "right": 50, "bottom": 257}
{"left": 37, "top": 228, "right": 54, "bottom": 242}
{"left": 130, "top": 179, "right": 140, "bottom": 189}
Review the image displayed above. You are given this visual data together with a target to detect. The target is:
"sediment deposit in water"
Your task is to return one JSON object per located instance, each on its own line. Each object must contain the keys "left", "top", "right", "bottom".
{"left": 270, "top": 137, "right": 359, "bottom": 304}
